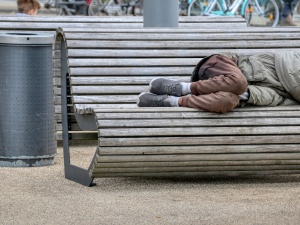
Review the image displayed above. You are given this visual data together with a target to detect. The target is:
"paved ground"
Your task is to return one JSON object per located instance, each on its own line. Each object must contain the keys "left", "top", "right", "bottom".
{"left": 1, "top": 140, "right": 300, "bottom": 225}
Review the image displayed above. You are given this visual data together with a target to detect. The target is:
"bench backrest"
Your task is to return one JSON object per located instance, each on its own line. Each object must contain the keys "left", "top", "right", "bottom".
{"left": 0, "top": 16, "right": 247, "bottom": 31}
{"left": 54, "top": 26, "right": 300, "bottom": 140}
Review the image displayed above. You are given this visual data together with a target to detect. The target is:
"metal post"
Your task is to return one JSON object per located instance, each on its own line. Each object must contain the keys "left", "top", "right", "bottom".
{"left": 143, "top": 0, "right": 179, "bottom": 28}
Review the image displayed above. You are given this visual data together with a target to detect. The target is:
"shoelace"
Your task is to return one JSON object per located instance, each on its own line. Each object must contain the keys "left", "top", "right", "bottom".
{"left": 164, "top": 83, "right": 178, "bottom": 95}
{"left": 152, "top": 96, "right": 165, "bottom": 107}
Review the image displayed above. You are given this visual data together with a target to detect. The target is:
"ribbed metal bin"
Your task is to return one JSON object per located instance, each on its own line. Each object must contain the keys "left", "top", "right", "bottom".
{"left": 0, "top": 32, "right": 56, "bottom": 167}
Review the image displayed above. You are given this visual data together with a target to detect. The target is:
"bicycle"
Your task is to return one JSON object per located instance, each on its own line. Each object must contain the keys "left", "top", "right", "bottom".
{"left": 88, "top": 0, "right": 143, "bottom": 16}
{"left": 187, "top": 0, "right": 282, "bottom": 27}
{"left": 180, "top": 0, "right": 222, "bottom": 16}
{"left": 44, "top": 0, "right": 88, "bottom": 15}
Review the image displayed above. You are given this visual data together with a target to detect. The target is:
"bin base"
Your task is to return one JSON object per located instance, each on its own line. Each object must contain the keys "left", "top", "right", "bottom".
{"left": 0, "top": 155, "right": 55, "bottom": 167}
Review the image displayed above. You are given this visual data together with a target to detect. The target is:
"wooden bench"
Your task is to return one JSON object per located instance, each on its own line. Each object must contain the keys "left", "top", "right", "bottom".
{"left": 0, "top": 16, "right": 247, "bottom": 141}
{"left": 54, "top": 26, "right": 300, "bottom": 186}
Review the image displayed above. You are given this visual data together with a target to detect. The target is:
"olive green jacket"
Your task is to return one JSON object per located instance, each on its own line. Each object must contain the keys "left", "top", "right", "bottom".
{"left": 221, "top": 51, "right": 300, "bottom": 106}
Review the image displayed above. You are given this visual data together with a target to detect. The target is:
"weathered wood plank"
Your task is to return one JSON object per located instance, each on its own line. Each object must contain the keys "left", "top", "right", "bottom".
{"left": 96, "top": 118, "right": 300, "bottom": 128}
{"left": 94, "top": 110, "right": 300, "bottom": 119}
{"left": 93, "top": 160, "right": 300, "bottom": 168}
{"left": 96, "top": 152, "right": 300, "bottom": 163}
{"left": 0, "top": 16, "right": 246, "bottom": 23}
{"left": 75, "top": 103, "right": 300, "bottom": 115}
{"left": 68, "top": 58, "right": 200, "bottom": 67}
{"left": 0, "top": 22, "right": 245, "bottom": 30}
{"left": 61, "top": 27, "right": 300, "bottom": 33}
{"left": 92, "top": 165, "right": 300, "bottom": 173}
{"left": 66, "top": 40, "right": 300, "bottom": 49}
{"left": 99, "top": 135, "right": 300, "bottom": 147}
{"left": 98, "top": 145, "right": 300, "bottom": 155}
{"left": 98, "top": 126, "right": 300, "bottom": 137}
{"left": 67, "top": 49, "right": 299, "bottom": 58}
{"left": 70, "top": 76, "right": 188, "bottom": 85}
{"left": 65, "top": 32, "right": 300, "bottom": 40}
{"left": 71, "top": 85, "right": 147, "bottom": 94}
{"left": 93, "top": 105, "right": 300, "bottom": 113}
{"left": 91, "top": 170, "right": 300, "bottom": 177}
{"left": 70, "top": 67, "right": 193, "bottom": 76}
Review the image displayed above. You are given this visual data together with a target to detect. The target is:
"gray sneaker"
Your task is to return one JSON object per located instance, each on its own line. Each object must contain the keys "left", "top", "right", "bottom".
{"left": 149, "top": 78, "right": 182, "bottom": 96}
{"left": 137, "top": 92, "right": 171, "bottom": 107}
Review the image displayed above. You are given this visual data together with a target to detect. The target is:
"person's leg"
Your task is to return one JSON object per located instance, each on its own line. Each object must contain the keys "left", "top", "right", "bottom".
{"left": 137, "top": 92, "right": 180, "bottom": 107}
{"left": 281, "top": 0, "right": 297, "bottom": 26}
{"left": 180, "top": 91, "right": 241, "bottom": 113}
{"left": 150, "top": 55, "right": 248, "bottom": 97}
{"left": 190, "top": 73, "right": 247, "bottom": 96}
{"left": 137, "top": 91, "right": 240, "bottom": 113}
{"left": 138, "top": 54, "right": 247, "bottom": 113}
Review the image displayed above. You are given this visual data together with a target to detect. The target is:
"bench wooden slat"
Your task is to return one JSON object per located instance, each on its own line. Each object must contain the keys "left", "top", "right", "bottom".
{"left": 98, "top": 126, "right": 300, "bottom": 137}
{"left": 73, "top": 95, "right": 137, "bottom": 103}
{"left": 99, "top": 135, "right": 300, "bottom": 147}
{"left": 91, "top": 170, "right": 300, "bottom": 177}
{"left": 92, "top": 165, "right": 300, "bottom": 173}
{"left": 0, "top": 16, "right": 246, "bottom": 23}
{"left": 67, "top": 49, "right": 299, "bottom": 58}
{"left": 66, "top": 40, "right": 300, "bottom": 49}
{"left": 68, "top": 58, "right": 201, "bottom": 67}
{"left": 0, "top": 22, "right": 245, "bottom": 29}
{"left": 93, "top": 160, "right": 300, "bottom": 168}
{"left": 95, "top": 152, "right": 300, "bottom": 162}
{"left": 65, "top": 32, "right": 300, "bottom": 40}
{"left": 98, "top": 145, "right": 300, "bottom": 155}
{"left": 94, "top": 110, "right": 300, "bottom": 118}
{"left": 71, "top": 86, "right": 146, "bottom": 94}
{"left": 75, "top": 104, "right": 300, "bottom": 115}
{"left": 92, "top": 106, "right": 300, "bottom": 112}
{"left": 70, "top": 76, "right": 187, "bottom": 85}
{"left": 70, "top": 67, "right": 193, "bottom": 75}
{"left": 62, "top": 27, "right": 300, "bottom": 33}
{"left": 96, "top": 118, "right": 300, "bottom": 127}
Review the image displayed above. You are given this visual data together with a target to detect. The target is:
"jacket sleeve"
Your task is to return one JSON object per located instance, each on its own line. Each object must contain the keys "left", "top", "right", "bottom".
{"left": 247, "top": 85, "right": 285, "bottom": 106}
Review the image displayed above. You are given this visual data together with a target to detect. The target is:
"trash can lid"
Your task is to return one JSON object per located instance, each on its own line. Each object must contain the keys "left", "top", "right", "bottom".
{"left": 0, "top": 32, "right": 54, "bottom": 45}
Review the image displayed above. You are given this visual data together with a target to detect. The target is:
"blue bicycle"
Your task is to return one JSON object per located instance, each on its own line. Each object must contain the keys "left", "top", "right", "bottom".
{"left": 187, "top": 0, "right": 281, "bottom": 27}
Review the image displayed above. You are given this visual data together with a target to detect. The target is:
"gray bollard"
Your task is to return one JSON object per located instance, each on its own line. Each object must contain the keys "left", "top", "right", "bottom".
{"left": 0, "top": 32, "right": 56, "bottom": 167}
{"left": 143, "top": 0, "right": 179, "bottom": 27}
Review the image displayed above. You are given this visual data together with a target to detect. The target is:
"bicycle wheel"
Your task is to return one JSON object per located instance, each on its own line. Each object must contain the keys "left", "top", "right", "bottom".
{"left": 187, "top": 0, "right": 209, "bottom": 16}
{"left": 243, "top": 0, "right": 280, "bottom": 27}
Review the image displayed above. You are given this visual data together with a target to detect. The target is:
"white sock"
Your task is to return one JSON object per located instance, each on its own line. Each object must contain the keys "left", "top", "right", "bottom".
{"left": 180, "top": 82, "right": 191, "bottom": 96}
{"left": 168, "top": 96, "right": 180, "bottom": 107}
{"left": 239, "top": 91, "right": 249, "bottom": 101}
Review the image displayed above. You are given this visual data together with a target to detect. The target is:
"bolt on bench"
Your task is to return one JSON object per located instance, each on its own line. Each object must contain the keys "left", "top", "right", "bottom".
{"left": 55, "top": 26, "right": 300, "bottom": 186}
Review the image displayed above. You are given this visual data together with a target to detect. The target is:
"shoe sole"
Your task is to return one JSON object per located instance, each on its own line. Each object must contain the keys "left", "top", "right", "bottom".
{"left": 136, "top": 92, "right": 147, "bottom": 107}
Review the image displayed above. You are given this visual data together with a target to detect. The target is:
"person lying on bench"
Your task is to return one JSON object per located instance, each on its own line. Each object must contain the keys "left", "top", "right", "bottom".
{"left": 137, "top": 51, "right": 300, "bottom": 113}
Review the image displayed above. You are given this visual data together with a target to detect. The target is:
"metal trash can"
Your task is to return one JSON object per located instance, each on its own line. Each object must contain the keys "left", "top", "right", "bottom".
{"left": 0, "top": 32, "right": 56, "bottom": 167}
